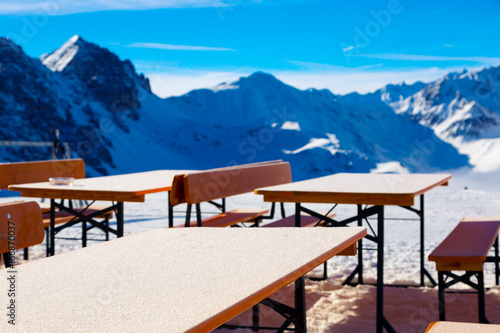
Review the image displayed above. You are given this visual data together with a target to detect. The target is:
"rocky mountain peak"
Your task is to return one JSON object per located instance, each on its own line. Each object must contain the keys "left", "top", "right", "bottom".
{"left": 41, "top": 35, "right": 151, "bottom": 112}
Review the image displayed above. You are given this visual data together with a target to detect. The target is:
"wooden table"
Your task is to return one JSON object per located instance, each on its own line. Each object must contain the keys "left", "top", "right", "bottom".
{"left": 255, "top": 172, "right": 452, "bottom": 333}
{"left": 9, "top": 170, "right": 194, "bottom": 255}
{"left": 0, "top": 227, "right": 366, "bottom": 332}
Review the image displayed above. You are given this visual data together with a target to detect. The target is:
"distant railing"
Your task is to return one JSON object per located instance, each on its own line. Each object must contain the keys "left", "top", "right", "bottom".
{"left": 0, "top": 140, "right": 71, "bottom": 159}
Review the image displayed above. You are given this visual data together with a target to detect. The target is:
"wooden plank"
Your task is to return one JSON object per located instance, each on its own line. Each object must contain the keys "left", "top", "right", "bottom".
{"left": 263, "top": 213, "right": 335, "bottom": 228}
{"left": 426, "top": 321, "right": 500, "bottom": 332}
{"left": 170, "top": 174, "right": 187, "bottom": 206}
{"left": 0, "top": 158, "right": 85, "bottom": 189}
{"left": 255, "top": 173, "right": 452, "bottom": 206}
{"left": 428, "top": 220, "right": 500, "bottom": 267}
{"left": 0, "top": 201, "right": 44, "bottom": 253}
{"left": 338, "top": 243, "right": 357, "bottom": 256}
{"left": 262, "top": 213, "right": 357, "bottom": 255}
{"left": 170, "top": 161, "right": 287, "bottom": 206}
{"left": 177, "top": 209, "right": 269, "bottom": 228}
{"left": 9, "top": 170, "right": 194, "bottom": 202}
{"left": 462, "top": 216, "right": 500, "bottom": 222}
{"left": 435, "top": 261, "right": 483, "bottom": 271}
{"left": 0, "top": 227, "right": 366, "bottom": 332}
{"left": 184, "top": 162, "right": 292, "bottom": 204}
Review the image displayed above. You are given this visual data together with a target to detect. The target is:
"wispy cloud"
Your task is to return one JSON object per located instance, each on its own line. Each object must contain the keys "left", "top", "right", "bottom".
{"left": 0, "top": 0, "right": 240, "bottom": 15}
{"left": 147, "top": 70, "right": 247, "bottom": 98}
{"left": 127, "top": 42, "right": 236, "bottom": 52}
{"left": 286, "top": 60, "right": 383, "bottom": 71}
{"left": 144, "top": 65, "right": 467, "bottom": 98}
{"left": 354, "top": 53, "right": 500, "bottom": 64}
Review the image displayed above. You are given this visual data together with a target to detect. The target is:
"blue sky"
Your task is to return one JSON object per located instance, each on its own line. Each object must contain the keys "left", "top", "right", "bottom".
{"left": 1, "top": 0, "right": 499, "bottom": 97}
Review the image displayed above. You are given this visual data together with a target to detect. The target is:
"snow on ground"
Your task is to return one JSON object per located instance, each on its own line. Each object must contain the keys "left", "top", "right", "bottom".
{"left": 2, "top": 172, "right": 500, "bottom": 332}
{"left": 371, "top": 161, "right": 410, "bottom": 174}
{"left": 458, "top": 138, "right": 500, "bottom": 172}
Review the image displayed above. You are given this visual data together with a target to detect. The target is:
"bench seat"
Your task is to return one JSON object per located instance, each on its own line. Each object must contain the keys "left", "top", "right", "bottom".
{"left": 428, "top": 217, "right": 500, "bottom": 323}
{"left": 42, "top": 206, "right": 113, "bottom": 229}
{"left": 175, "top": 209, "right": 268, "bottom": 228}
{"left": 263, "top": 213, "right": 335, "bottom": 228}
{"left": 429, "top": 217, "right": 500, "bottom": 271}
{"left": 426, "top": 321, "right": 500, "bottom": 332}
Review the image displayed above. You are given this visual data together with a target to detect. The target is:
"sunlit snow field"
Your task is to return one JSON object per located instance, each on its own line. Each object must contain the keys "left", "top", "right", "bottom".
{"left": 2, "top": 171, "right": 500, "bottom": 332}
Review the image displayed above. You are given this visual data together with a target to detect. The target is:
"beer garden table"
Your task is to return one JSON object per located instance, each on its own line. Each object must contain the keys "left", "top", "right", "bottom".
{"left": 0, "top": 227, "right": 366, "bottom": 332}
{"left": 255, "top": 172, "right": 452, "bottom": 333}
{"left": 8, "top": 170, "right": 194, "bottom": 255}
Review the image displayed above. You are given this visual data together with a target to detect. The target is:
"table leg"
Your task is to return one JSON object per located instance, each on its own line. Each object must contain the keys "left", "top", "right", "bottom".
{"left": 49, "top": 199, "right": 55, "bottom": 256}
{"left": 376, "top": 205, "right": 384, "bottom": 333}
{"left": 117, "top": 202, "right": 124, "bottom": 237}
{"left": 420, "top": 194, "right": 425, "bottom": 287}
{"left": 168, "top": 191, "right": 174, "bottom": 228}
{"left": 418, "top": 194, "right": 437, "bottom": 287}
{"left": 295, "top": 276, "right": 306, "bottom": 332}
{"left": 295, "top": 203, "right": 301, "bottom": 227}
{"left": 495, "top": 237, "right": 499, "bottom": 286}
{"left": 376, "top": 205, "right": 396, "bottom": 333}
{"left": 357, "top": 204, "right": 363, "bottom": 285}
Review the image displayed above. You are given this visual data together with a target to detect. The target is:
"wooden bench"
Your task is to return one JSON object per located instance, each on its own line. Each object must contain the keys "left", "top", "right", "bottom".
{"left": 0, "top": 201, "right": 44, "bottom": 268}
{"left": 179, "top": 209, "right": 269, "bottom": 228}
{"left": 263, "top": 213, "right": 331, "bottom": 228}
{"left": 426, "top": 321, "right": 500, "bottom": 332}
{"left": 0, "top": 159, "right": 113, "bottom": 257}
{"left": 170, "top": 161, "right": 293, "bottom": 228}
{"left": 428, "top": 216, "right": 500, "bottom": 323}
{"left": 171, "top": 161, "right": 342, "bottom": 232}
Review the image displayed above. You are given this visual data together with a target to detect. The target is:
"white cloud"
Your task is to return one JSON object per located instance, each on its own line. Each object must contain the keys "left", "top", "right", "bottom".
{"left": 145, "top": 66, "right": 463, "bottom": 98}
{"left": 0, "top": 0, "right": 234, "bottom": 15}
{"left": 127, "top": 42, "right": 235, "bottom": 52}
{"left": 342, "top": 45, "right": 355, "bottom": 52}
{"left": 354, "top": 53, "right": 500, "bottom": 64}
{"left": 273, "top": 68, "right": 452, "bottom": 94}
{"left": 147, "top": 71, "right": 248, "bottom": 98}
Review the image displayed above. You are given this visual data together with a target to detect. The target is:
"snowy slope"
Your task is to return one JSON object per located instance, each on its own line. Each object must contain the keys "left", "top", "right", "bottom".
{"left": 387, "top": 66, "right": 500, "bottom": 172}
{"left": 0, "top": 35, "right": 484, "bottom": 179}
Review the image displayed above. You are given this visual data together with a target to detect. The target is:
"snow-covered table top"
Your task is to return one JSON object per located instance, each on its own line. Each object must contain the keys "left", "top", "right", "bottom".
{"left": 256, "top": 173, "right": 452, "bottom": 206}
{"left": 8, "top": 169, "right": 195, "bottom": 202}
{"left": 0, "top": 227, "right": 366, "bottom": 332}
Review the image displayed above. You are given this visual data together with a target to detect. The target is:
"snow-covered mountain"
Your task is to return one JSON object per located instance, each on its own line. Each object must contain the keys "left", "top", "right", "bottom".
{"left": 2, "top": 35, "right": 494, "bottom": 179}
{"left": 387, "top": 67, "right": 500, "bottom": 171}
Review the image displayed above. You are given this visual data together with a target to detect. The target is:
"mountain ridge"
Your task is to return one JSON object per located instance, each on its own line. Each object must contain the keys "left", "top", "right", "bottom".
{"left": 2, "top": 36, "right": 498, "bottom": 178}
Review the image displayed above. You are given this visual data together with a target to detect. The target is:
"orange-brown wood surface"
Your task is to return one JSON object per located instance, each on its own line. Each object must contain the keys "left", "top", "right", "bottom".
{"left": 255, "top": 173, "right": 452, "bottom": 206}
{"left": 184, "top": 162, "right": 292, "bottom": 204}
{"left": 426, "top": 321, "right": 500, "bottom": 332}
{"left": 9, "top": 170, "right": 194, "bottom": 202}
{"left": 0, "top": 227, "right": 367, "bottom": 332}
{"left": 170, "top": 174, "right": 187, "bottom": 206}
{"left": 169, "top": 160, "right": 285, "bottom": 206}
{"left": 177, "top": 209, "right": 269, "bottom": 228}
{"left": 0, "top": 201, "right": 44, "bottom": 253}
{"left": 428, "top": 219, "right": 500, "bottom": 270}
{"left": 188, "top": 228, "right": 367, "bottom": 332}
{"left": 263, "top": 213, "right": 336, "bottom": 228}
{"left": 0, "top": 159, "right": 85, "bottom": 189}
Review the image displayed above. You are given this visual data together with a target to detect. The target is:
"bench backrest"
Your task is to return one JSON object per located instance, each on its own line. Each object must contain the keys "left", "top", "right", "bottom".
{"left": 0, "top": 159, "right": 85, "bottom": 189}
{"left": 169, "top": 160, "right": 285, "bottom": 206}
{"left": 0, "top": 201, "right": 44, "bottom": 253}
{"left": 171, "top": 161, "right": 292, "bottom": 205}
